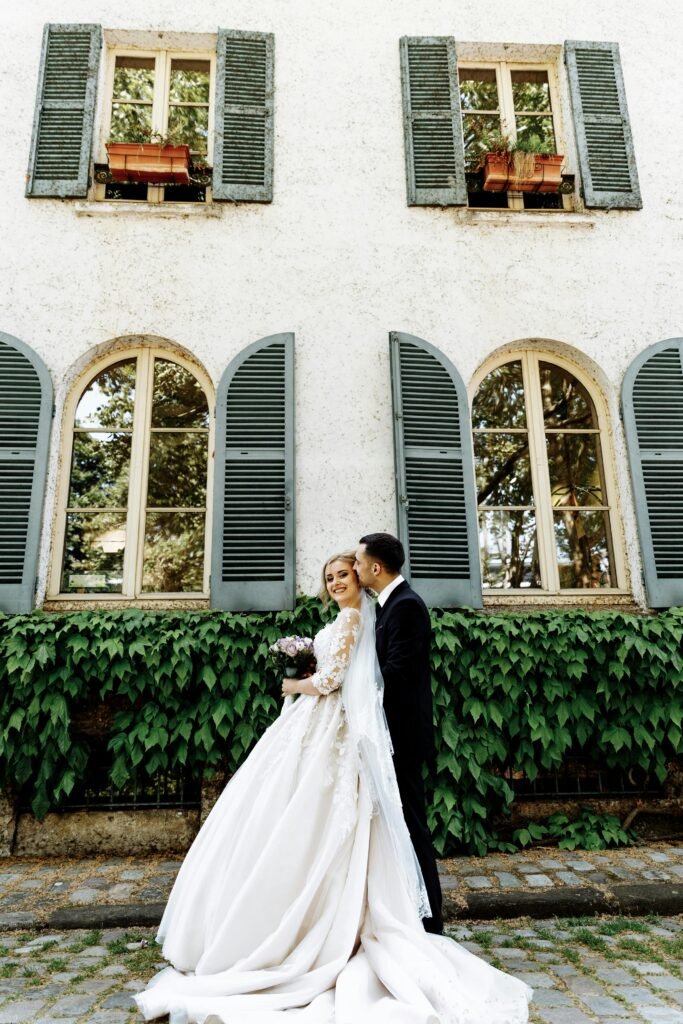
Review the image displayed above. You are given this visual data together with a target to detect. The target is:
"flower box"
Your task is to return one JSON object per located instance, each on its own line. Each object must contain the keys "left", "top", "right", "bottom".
{"left": 105, "top": 142, "right": 191, "bottom": 185}
{"left": 482, "top": 152, "right": 564, "bottom": 193}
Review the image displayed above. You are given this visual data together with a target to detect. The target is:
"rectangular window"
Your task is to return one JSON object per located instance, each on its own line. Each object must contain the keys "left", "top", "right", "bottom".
{"left": 459, "top": 61, "right": 570, "bottom": 212}
{"left": 97, "top": 48, "right": 215, "bottom": 204}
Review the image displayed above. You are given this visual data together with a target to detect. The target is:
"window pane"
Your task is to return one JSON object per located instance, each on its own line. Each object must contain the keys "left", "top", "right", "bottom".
{"left": 479, "top": 510, "right": 541, "bottom": 589}
{"left": 459, "top": 69, "right": 499, "bottom": 111}
{"left": 75, "top": 361, "right": 136, "bottom": 429}
{"left": 538, "top": 363, "right": 598, "bottom": 429}
{"left": 547, "top": 434, "right": 606, "bottom": 507}
{"left": 142, "top": 512, "right": 206, "bottom": 592}
{"left": 62, "top": 512, "right": 127, "bottom": 593}
{"left": 113, "top": 56, "right": 155, "bottom": 102}
{"left": 473, "top": 361, "right": 527, "bottom": 429}
{"left": 147, "top": 433, "right": 208, "bottom": 508}
{"left": 523, "top": 191, "right": 562, "bottom": 211}
{"left": 511, "top": 69, "right": 552, "bottom": 112}
{"left": 151, "top": 360, "right": 209, "bottom": 428}
{"left": 109, "top": 103, "right": 153, "bottom": 143}
{"left": 462, "top": 113, "right": 502, "bottom": 170}
{"left": 474, "top": 432, "right": 533, "bottom": 507}
{"left": 68, "top": 433, "right": 131, "bottom": 509}
{"left": 554, "top": 510, "right": 613, "bottom": 589}
{"left": 167, "top": 105, "right": 209, "bottom": 157}
{"left": 169, "top": 59, "right": 210, "bottom": 104}
{"left": 515, "top": 115, "right": 556, "bottom": 152}
{"left": 104, "top": 182, "right": 149, "bottom": 202}
{"left": 163, "top": 184, "right": 206, "bottom": 203}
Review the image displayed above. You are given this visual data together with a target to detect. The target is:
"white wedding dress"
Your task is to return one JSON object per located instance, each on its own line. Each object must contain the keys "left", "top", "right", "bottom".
{"left": 135, "top": 605, "right": 532, "bottom": 1024}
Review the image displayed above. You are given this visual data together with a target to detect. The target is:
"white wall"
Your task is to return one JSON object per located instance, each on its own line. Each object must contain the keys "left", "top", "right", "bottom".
{"left": 1, "top": 0, "right": 681, "bottom": 602}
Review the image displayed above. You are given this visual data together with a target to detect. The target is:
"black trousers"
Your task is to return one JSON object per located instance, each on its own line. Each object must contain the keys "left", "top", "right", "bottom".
{"left": 393, "top": 755, "right": 443, "bottom": 934}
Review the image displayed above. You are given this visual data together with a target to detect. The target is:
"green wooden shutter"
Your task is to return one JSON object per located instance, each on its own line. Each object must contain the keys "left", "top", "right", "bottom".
{"left": 211, "top": 334, "right": 294, "bottom": 610}
{"left": 0, "top": 334, "right": 53, "bottom": 612}
{"left": 565, "top": 40, "right": 641, "bottom": 210}
{"left": 26, "top": 23, "right": 102, "bottom": 198}
{"left": 622, "top": 338, "right": 683, "bottom": 608}
{"left": 212, "top": 29, "right": 274, "bottom": 202}
{"left": 399, "top": 37, "right": 467, "bottom": 207}
{"left": 389, "top": 332, "right": 481, "bottom": 608}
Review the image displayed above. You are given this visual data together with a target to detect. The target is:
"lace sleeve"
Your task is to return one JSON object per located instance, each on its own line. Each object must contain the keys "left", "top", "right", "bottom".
{"left": 310, "top": 607, "right": 362, "bottom": 696}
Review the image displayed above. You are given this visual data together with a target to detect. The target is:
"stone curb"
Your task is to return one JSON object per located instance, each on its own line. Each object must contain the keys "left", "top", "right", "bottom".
{"left": 0, "top": 884, "right": 681, "bottom": 932}
{"left": 48, "top": 901, "right": 168, "bottom": 930}
{"left": 446, "top": 881, "right": 683, "bottom": 921}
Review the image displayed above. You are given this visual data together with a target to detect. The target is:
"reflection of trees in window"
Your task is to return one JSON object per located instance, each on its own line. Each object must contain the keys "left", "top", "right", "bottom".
{"left": 458, "top": 63, "right": 561, "bottom": 211}
{"left": 473, "top": 356, "right": 615, "bottom": 591}
{"left": 62, "top": 355, "right": 210, "bottom": 596}
{"left": 110, "top": 54, "right": 210, "bottom": 158}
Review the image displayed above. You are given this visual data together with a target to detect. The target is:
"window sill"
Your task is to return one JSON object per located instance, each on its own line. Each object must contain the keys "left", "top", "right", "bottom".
{"left": 73, "top": 201, "right": 223, "bottom": 219}
{"left": 454, "top": 209, "right": 595, "bottom": 229}
{"left": 482, "top": 591, "right": 640, "bottom": 611}
{"left": 43, "top": 596, "right": 210, "bottom": 612}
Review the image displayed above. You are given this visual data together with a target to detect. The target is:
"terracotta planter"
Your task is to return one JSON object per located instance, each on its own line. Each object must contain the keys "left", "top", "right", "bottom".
{"left": 106, "top": 142, "right": 191, "bottom": 185}
{"left": 482, "top": 152, "right": 564, "bottom": 193}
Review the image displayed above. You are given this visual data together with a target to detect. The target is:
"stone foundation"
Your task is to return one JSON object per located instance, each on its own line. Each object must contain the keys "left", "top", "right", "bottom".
{"left": 12, "top": 808, "right": 199, "bottom": 857}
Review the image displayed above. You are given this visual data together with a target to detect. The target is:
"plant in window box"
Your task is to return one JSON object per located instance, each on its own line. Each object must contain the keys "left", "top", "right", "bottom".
{"left": 478, "top": 131, "right": 564, "bottom": 194}
{"left": 105, "top": 130, "right": 192, "bottom": 185}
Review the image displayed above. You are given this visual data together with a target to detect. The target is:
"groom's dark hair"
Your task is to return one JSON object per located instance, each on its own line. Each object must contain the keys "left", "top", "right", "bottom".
{"left": 359, "top": 533, "right": 405, "bottom": 574}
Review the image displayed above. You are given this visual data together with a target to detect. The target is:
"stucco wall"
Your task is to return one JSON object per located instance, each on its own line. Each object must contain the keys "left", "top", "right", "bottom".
{"left": 1, "top": 0, "right": 681, "bottom": 603}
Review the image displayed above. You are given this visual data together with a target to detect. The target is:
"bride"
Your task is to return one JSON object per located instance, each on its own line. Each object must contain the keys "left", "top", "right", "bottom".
{"left": 135, "top": 551, "right": 532, "bottom": 1023}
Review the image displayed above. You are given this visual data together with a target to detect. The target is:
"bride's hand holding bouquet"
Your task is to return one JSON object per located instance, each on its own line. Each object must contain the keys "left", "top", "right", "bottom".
{"left": 268, "top": 636, "right": 315, "bottom": 699}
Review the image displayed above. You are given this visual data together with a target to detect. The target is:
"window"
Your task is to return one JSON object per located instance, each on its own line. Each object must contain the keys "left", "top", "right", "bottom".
{"left": 51, "top": 350, "right": 212, "bottom": 598}
{"left": 399, "top": 37, "right": 640, "bottom": 212}
{"left": 98, "top": 48, "right": 215, "bottom": 204}
{"left": 27, "top": 25, "right": 275, "bottom": 205}
{"left": 472, "top": 353, "right": 622, "bottom": 593}
{"left": 459, "top": 62, "right": 566, "bottom": 211}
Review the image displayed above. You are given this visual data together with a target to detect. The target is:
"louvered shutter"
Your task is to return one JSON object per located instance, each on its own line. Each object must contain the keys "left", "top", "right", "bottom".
{"left": 389, "top": 332, "right": 481, "bottom": 608}
{"left": 212, "top": 334, "right": 294, "bottom": 610}
{"left": 26, "top": 23, "right": 102, "bottom": 198}
{"left": 565, "top": 40, "right": 641, "bottom": 210}
{"left": 399, "top": 37, "right": 467, "bottom": 207}
{"left": 0, "top": 334, "right": 53, "bottom": 612}
{"left": 212, "top": 29, "right": 274, "bottom": 202}
{"left": 622, "top": 339, "right": 683, "bottom": 608}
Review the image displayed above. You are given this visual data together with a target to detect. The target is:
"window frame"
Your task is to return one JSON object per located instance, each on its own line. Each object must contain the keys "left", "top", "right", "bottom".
{"left": 48, "top": 347, "right": 215, "bottom": 602}
{"left": 470, "top": 349, "right": 628, "bottom": 598}
{"left": 95, "top": 45, "right": 216, "bottom": 204}
{"left": 458, "top": 57, "right": 572, "bottom": 212}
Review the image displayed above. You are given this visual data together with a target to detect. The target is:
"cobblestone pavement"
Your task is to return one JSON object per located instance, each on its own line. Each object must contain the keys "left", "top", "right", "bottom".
{"left": 0, "top": 843, "right": 682, "bottom": 928}
{"left": 440, "top": 843, "right": 683, "bottom": 893}
{"left": 0, "top": 916, "right": 681, "bottom": 1022}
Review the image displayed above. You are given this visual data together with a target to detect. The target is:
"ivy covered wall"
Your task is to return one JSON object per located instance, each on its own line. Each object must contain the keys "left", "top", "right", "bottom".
{"left": 1, "top": 602, "right": 682, "bottom": 855}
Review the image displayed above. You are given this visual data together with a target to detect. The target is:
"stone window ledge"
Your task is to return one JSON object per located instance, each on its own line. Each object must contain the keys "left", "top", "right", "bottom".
{"left": 43, "top": 597, "right": 210, "bottom": 612}
{"left": 73, "top": 201, "right": 223, "bottom": 219}
{"left": 482, "top": 591, "right": 640, "bottom": 612}
{"left": 453, "top": 210, "right": 596, "bottom": 229}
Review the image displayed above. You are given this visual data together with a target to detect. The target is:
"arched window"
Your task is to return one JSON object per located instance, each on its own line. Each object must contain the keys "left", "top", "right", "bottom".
{"left": 52, "top": 349, "right": 212, "bottom": 598}
{"left": 472, "top": 351, "right": 621, "bottom": 593}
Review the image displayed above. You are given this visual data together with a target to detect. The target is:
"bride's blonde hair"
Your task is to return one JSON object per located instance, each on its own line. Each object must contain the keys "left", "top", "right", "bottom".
{"left": 319, "top": 550, "right": 358, "bottom": 605}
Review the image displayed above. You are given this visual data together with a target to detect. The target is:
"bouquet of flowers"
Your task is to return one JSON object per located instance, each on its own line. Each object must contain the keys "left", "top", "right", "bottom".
{"left": 269, "top": 636, "right": 315, "bottom": 678}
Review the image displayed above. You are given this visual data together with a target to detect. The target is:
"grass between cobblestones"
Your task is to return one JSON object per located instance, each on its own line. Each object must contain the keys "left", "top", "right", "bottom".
{"left": 0, "top": 917, "right": 680, "bottom": 1022}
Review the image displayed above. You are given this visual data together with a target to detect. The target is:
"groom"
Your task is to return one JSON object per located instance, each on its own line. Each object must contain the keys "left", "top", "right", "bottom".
{"left": 354, "top": 532, "right": 443, "bottom": 934}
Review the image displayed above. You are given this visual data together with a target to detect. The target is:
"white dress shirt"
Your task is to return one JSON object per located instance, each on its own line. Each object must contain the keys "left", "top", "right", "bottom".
{"left": 376, "top": 574, "right": 405, "bottom": 607}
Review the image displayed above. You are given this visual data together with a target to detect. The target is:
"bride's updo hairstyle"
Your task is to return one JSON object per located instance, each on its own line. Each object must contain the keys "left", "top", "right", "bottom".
{"left": 319, "top": 550, "right": 358, "bottom": 605}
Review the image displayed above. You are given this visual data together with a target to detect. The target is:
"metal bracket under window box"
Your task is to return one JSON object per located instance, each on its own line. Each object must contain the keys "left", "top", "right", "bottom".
{"left": 466, "top": 170, "right": 575, "bottom": 195}
{"left": 94, "top": 162, "right": 213, "bottom": 188}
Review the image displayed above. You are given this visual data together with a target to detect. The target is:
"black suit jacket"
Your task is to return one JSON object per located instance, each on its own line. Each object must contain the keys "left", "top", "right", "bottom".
{"left": 375, "top": 580, "right": 435, "bottom": 765}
